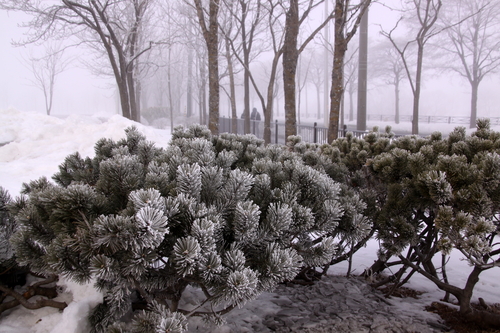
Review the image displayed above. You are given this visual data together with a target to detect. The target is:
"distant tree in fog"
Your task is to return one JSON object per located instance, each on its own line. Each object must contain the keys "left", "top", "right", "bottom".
{"left": 308, "top": 51, "right": 325, "bottom": 120}
{"left": 0, "top": 0, "right": 157, "bottom": 122}
{"left": 24, "top": 43, "right": 70, "bottom": 116}
{"left": 296, "top": 52, "right": 312, "bottom": 124}
{"left": 344, "top": 46, "right": 359, "bottom": 123}
{"left": 221, "top": 0, "right": 265, "bottom": 136}
{"left": 234, "top": 0, "right": 284, "bottom": 144}
{"left": 382, "top": 0, "right": 443, "bottom": 135}
{"left": 438, "top": 0, "right": 500, "bottom": 128}
{"left": 371, "top": 40, "right": 411, "bottom": 124}
{"left": 219, "top": 2, "right": 240, "bottom": 135}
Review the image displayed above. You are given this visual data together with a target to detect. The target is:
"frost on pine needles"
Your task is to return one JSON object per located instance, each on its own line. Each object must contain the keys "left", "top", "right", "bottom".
{"left": 8, "top": 125, "right": 361, "bottom": 332}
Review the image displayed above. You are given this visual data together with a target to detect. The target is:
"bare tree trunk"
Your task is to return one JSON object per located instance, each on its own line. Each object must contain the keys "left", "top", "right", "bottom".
{"left": 47, "top": 65, "right": 55, "bottom": 115}
{"left": 194, "top": 0, "right": 220, "bottom": 135}
{"left": 127, "top": 69, "right": 139, "bottom": 122}
{"left": 45, "top": 81, "right": 53, "bottom": 116}
{"left": 328, "top": 0, "right": 371, "bottom": 142}
{"left": 297, "top": 59, "right": 301, "bottom": 125}
{"left": 207, "top": 7, "right": 220, "bottom": 134}
{"left": 225, "top": 38, "right": 238, "bottom": 134}
{"left": 356, "top": 8, "right": 368, "bottom": 131}
{"left": 168, "top": 48, "right": 174, "bottom": 131}
{"left": 328, "top": 3, "right": 347, "bottom": 143}
{"left": 412, "top": 42, "right": 424, "bottom": 135}
{"left": 187, "top": 48, "right": 193, "bottom": 119}
{"left": 240, "top": 1, "right": 251, "bottom": 135}
{"left": 243, "top": 56, "right": 251, "bottom": 134}
{"left": 316, "top": 85, "right": 321, "bottom": 120}
{"left": 136, "top": 79, "right": 142, "bottom": 118}
{"left": 117, "top": 81, "right": 132, "bottom": 120}
{"left": 263, "top": 55, "right": 281, "bottom": 144}
{"left": 283, "top": 0, "right": 299, "bottom": 139}
{"left": 348, "top": 90, "right": 354, "bottom": 122}
{"left": 200, "top": 63, "right": 208, "bottom": 126}
{"left": 395, "top": 80, "right": 400, "bottom": 124}
{"left": 470, "top": 81, "right": 479, "bottom": 128}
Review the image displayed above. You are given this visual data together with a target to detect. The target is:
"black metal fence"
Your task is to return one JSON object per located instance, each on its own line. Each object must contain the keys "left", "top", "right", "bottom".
{"left": 218, "top": 117, "right": 369, "bottom": 145}
{"left": 218, "top": 113, "right": 500, "bottom": 145}
{"left": 367, "top": 114, "right": 500, "bottom": 125}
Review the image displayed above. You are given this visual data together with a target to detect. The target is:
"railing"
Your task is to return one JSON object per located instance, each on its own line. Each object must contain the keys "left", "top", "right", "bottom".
{"left": 218, "top": 117, "right": 369, "bottom": 145}
{"left": 219, "top": 114, "right": 500, "bottom": 145}
{"left": 368, "top": 114, "right": 500, "bottom": 125}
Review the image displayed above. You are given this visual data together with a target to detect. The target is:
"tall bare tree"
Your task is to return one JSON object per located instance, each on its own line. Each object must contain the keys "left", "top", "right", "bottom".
{"left": 282, "top": 0, "right": 333, "bottom": 139}
{"left": 328, "top": 0, "right": 372, "bottom": 143}
{"left": 223, "top": 32, "right": 239, "bottom": 134}
{"left": 356, "top": 7, "right": 368, "bottom": 131}
{"left": 247, "top": 0, "right": 284, "bottom": 144}
{"left": 0, "top": 0, "right": 156, "bottom": 122}
{"left": 193, "top": 0, "right": 221, "bottom": 135}
{"left": 439, "top": 0, "right": 500, "bottom": 128}
{"left": 221, "top": 0, "right": 284, "bottom": 143}
{"left": 382, "top": 0, "right": 442, "bottom": 135}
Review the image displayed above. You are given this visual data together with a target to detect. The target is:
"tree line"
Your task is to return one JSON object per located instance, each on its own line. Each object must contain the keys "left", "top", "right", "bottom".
{"left": 2, "top": 0, "right": 500, "bottom": 141}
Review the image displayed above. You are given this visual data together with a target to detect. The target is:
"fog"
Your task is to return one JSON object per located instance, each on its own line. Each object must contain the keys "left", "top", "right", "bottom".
{"left": 0, "top": 10, "right": 116, "bottom": 116}
{"left": 1, "top": 1, "right": 499, "bottom": 124}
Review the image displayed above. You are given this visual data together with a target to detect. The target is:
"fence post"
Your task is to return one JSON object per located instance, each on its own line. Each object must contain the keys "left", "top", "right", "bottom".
{"left": 343, "top": 124, "right": 347, "bottom": 137}
{"left": 275, "top": 120, "right": 278, "bottom": 144}
{"left": 313, "top": 122, "right": 318, "bottom": 143}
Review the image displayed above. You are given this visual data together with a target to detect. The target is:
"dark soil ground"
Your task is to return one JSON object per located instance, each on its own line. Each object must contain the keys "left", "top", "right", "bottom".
{"left": 426, "top": 302, "right": 500, "bottom": 333}
{"left": 378, "top": 284, "right": 500, "bottom": 333}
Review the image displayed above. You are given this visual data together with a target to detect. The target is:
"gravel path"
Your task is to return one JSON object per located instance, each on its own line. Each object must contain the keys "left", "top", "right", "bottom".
{"left": 188, "top": 275, "right": 449, "bottom": 333}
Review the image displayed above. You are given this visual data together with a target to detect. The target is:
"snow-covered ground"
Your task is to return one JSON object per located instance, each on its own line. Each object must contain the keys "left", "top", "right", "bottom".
{"left": 0, "top": 109, "right": 499, "bottom": 333}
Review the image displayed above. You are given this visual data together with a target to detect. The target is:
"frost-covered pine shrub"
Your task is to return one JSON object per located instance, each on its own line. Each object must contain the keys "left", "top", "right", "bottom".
{"left": 0, "top": 187, "right": 14, "bottom": 271}
{"left": 282, "top": 130, "right": 394, "bottom": 272}
{"left": 343, "top": 120, "right": 500, "bottom": 327}
{"left": 0, "top": 187, "right": 66, "bottom": 314}
{"left": 9, "top": 125, "right": 367, "bottom": 332}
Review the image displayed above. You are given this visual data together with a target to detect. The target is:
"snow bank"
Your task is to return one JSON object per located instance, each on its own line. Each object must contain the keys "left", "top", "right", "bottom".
{"left": 0, "top": 109, "right": 172, "bottom": 196}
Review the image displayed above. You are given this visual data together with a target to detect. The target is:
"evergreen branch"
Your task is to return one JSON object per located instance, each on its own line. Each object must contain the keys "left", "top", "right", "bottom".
{"left": 329, "top": 228, "right": 375, "bottom": 266}
{"left": 397, "top": 254, "right": 462, "bottom": 297}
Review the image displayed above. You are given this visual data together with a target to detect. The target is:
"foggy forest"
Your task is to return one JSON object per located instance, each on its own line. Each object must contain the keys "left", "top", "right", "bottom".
{"left": 1, "top": 0, "right": 500, "bottom": 142}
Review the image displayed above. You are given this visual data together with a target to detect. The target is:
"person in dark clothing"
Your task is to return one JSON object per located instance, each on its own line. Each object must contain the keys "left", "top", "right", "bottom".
{"left": 250, "top": 107, "right": 261, "bottom": 137}
{"left": 250, "top": 107, "right": 261, "bottom": 120}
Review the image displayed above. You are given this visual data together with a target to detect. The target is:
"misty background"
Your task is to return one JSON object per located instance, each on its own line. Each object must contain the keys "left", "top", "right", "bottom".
{"left": 1, "top": 1, "right": 499, "bottom": 128}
